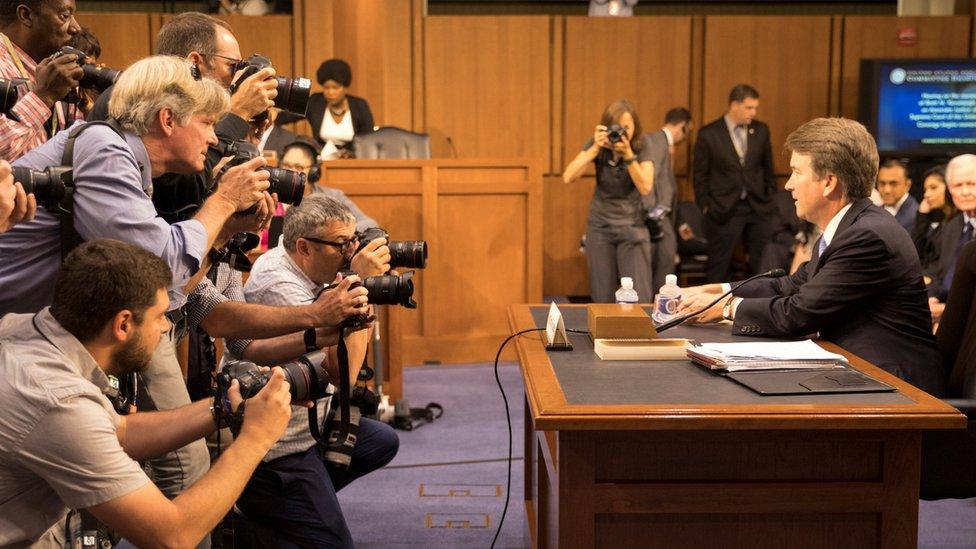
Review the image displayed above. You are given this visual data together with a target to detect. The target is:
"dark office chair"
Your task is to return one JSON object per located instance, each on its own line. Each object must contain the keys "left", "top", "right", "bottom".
{"left": 921, "top": 239, "right": 976, "bottom": 500}
{"left": 674, "top": 201, "right": 708, "bottom": 285}
{"left": 353, "top": 127, "right": 431, "bottom": 160}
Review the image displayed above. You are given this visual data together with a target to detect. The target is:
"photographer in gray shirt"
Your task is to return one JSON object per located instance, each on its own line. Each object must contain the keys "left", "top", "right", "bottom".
{"left": 0, "top": 239, "right": 292, "bottom": 548}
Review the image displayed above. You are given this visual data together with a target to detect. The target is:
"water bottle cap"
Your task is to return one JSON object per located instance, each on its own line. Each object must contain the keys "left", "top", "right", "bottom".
{"left": 665, "top": 274, "right": 677, "bottom": 286}
{"left": 620, "top": 277, "right": 633, "bottom": 290}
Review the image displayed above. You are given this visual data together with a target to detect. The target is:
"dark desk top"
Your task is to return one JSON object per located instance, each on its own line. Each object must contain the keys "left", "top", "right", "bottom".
{"left": 510, "top": 304, "right": 963, "bottom": 431}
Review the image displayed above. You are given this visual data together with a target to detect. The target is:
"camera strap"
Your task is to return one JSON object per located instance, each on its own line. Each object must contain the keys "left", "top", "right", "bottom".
{"left": 309, "top": 329, "right": 353, "bottom": 455}
{"left": 57, "top": 118, "right": 126, "bottom": 260}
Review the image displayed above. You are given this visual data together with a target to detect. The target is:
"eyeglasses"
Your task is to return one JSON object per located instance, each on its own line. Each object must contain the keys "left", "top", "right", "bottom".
{"left": 302, "top": 235, "right": 359, "bottom": 254}
{"left": 204, "top": 52, "right": 243, "bottom": 69}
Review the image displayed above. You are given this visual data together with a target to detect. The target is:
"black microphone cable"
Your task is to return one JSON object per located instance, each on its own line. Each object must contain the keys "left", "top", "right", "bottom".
{"left": 490, "top": 326, "right": 589, "bottom": 549}
{"left": 655, "top": 268, "right": 786, "bottom": 333}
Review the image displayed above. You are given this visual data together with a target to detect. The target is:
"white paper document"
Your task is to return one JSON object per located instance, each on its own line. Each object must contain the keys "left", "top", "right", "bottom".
{"left": 687, "top": 340, "right": 849, "bottom": 371}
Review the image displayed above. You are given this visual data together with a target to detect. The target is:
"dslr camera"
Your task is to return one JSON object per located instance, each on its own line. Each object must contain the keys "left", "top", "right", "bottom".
{"left": 606, "top": 124, "right": 628, "bottom": 144}
{"left": 10, "top": 166, "right": 73, "bottom": 212}
{"left": 217, "top": 139, "right": 306, "bottom": 207}
{"left": 356, "top": 227, "right": 428, "bottom": 269}
{"left": 55, "top": 45, "right": 121, "bottom": 97}
{"left": 644, "top": 204, "right": 671, "bottom": 243}
{"left": 0, "top": 77, "right": 27, "bottom": 115}
{"left": 229, "top": 54, "right": 311, "bottom": 118}
{"left": 218, "top": 350, "right": 331, "bottom": 404}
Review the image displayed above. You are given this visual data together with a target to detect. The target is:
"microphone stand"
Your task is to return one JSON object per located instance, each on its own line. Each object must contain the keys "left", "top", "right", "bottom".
{"left": 656, "top": 268, "right": 786, "bottom": 333}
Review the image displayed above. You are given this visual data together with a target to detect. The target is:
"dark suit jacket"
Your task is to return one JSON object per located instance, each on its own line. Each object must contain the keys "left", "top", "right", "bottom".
{"left": 278, "top": 93, "right": 374, "bottom": 147}
{"left": 733, "top": 198, "right": 945, "bottom": 396}
{"left": 893, "top": 194, "right": 919, "bottom": 235}
{"left": 692, "top": 117, "right": 776, "bottom": 224}
{"left": 925, "top": 213, "right": 973, "bottom": 300}
{"left": 641, "top": 129, "right": 675, "bottom": 212}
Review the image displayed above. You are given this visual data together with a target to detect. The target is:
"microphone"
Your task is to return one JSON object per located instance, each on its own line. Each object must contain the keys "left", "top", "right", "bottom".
{"left": 655, "top": 268, "right": 786, "bottom": 333}
{"left": 445, "top": 136, "right": 458, "bottom": 158}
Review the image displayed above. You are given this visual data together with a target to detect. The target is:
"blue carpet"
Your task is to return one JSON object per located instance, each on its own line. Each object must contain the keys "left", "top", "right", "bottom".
{"left": 338, "top": 362, "right": 529, "bottom": 548}
{"left": 338, "top": 362, "right": 976, "bottom": 548}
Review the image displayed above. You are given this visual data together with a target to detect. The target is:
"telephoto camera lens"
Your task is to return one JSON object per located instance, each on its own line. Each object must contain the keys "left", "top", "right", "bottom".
{"left": 80, "top": 64, "right": 120, "bottom": 92}
{"left": 11, "top": 166, "right": 69, "bottom": 210}
{"left": 275, "top": 76, "right": 311, "bottom": 117}
{"left": 265, "top": 167, "right": 306, "bottom": 207}
{"left": 223, "top": 351, "right": 330, "bottom": 404}
{"left": 362, "top": 270, "right": 417, "bottom": 308}
{"left": 0, "top": 77, "right": 26, "bottom": 115}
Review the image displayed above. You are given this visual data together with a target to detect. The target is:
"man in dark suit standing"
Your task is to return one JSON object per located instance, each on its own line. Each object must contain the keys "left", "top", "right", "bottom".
{"left": 643, "top": 107, "right": 692, "bottom": 295}
{"left": 876, "top": 157, "right": 919, "bottom": 234}
{"left": 680, "top": 118, "right": 944, "bottom": 396}
{"left": 693, "top": 84, "right": 777, "bottom": 282}
{"left": 924, "top": 154, "right": 976, "bottom": 323}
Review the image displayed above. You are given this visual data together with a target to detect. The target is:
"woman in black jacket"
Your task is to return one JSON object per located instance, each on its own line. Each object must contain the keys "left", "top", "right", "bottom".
{"left": 914, "top": 164, "right": 957, "bottom": 270}
{"left": 279, "top": 59, "right": 375, "bottom": 158}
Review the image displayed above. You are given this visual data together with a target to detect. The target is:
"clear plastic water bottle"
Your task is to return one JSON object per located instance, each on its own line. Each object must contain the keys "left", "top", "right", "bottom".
{"left": 652, "top": 274, "right": 682, "bottom": 323}
{"left": 615, "top": 277, "right": 639, "bottom": 305}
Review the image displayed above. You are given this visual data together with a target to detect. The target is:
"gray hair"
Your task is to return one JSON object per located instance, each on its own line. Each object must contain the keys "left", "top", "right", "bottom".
{"left": 946, "top": 154, "right": 976, "bottom": 186}
{"left": 109, "top": 55, "right": 229, "bottom": 135}
{"left": 282, "top": 195, "right": 356, "bottom": 252}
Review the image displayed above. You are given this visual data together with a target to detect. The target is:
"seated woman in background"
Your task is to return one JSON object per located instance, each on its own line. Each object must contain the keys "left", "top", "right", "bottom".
{"left": 280, "top": 59, "right": 375, "bottom": 159}
{"left": 914, "top": 165, "right": 956, "bottom": 270}
{"left": 562, "top": 99, "right": 655, "bottom": 303}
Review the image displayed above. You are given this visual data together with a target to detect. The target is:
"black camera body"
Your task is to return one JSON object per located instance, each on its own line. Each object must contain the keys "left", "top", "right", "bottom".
{"left": 218, "top": 139, "right": 306, "bottom": 207}
{"left": 0, "top": 77, "right": 27, "bottom": 115}
{"left": 644, "top": 204, "right": 671, "bottom": 243}
{"left": 229, "top": 54, "right": 311, "bottom": 118}
{"left": 356, "top": 227, "right": 428, "bottom": 269}
{"left": 11, "top": 165, "right": 73, "bottom": 211}
{"left": 56, "top": 46, "right": 120, "bottom": 96}
{"left": 219, "top": 351, "right": 331, "bottom": 404}
{"left": 607, "top": 124, "right": 628, "bottom": 144}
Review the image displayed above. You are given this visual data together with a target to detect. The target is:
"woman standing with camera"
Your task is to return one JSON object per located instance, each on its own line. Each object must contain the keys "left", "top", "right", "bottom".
{"left": 563, "top": 99, "right": 655, "bottom": 303}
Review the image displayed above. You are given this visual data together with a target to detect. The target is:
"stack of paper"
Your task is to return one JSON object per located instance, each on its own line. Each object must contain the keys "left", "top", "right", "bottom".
{"left": 687, "top": 340, "right": 848, "bottom": 371}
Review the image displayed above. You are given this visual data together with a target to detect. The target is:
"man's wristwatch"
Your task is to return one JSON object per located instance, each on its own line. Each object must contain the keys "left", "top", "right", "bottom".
{"left": 722, "top": 296, "right": 736, "bottom": 321}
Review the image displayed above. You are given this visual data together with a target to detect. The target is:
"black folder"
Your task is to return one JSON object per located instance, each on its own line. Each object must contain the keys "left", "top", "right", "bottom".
{"left": 724, "top": 366, "right": 896, "bottom": 396}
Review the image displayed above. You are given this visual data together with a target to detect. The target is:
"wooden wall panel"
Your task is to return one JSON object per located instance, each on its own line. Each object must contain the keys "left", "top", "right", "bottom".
{"left": 544, "top": 175, "right": 592, "bottom": 296}
{"left": 423, "top": 16, "right": 551, "bottom": 162}
{"left": 295, "top": 0, "right": 334, "bottom": 87}
{"left": 215, "top": 15, "right": 295, "bottom": 78}
{"left": 702, "top": 16, "right": 833, "bottom": 175}
{"left": 331, "top": 0, "right": 414, "bottom": 129}
{"left": 840, "top": 16, "right": 972, "bottom": 119}
{"left": 74, "top": 13, "right": 152, "bottom": 70}
{"left": 562, "top": 16, "right": 693, "bottom": 175}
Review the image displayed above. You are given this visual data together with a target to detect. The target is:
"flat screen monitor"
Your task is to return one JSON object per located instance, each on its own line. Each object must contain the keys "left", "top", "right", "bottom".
{"left": 858, "top": 58, "right": 976, "bottom": 157}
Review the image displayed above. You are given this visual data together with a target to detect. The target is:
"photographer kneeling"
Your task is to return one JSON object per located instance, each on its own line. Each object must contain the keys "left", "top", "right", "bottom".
{"left": 231, "top": 195, "right": 399, "bottom": 548}
{"left": 0, "top": 239, "right": 292, "bottom": 548}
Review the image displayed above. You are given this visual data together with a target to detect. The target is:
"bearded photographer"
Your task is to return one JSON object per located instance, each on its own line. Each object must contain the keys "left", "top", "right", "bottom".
{"left": 0, "top": 55, "right": 273, "bottom": 511}
{"left": 230, "top": 195, "right": 399, "bottom": 548}
{"left": 0, "top": 158, "right": 35, "bottom": 232}
{"left": 0, "top": 239, "right": 293, "bottom": 548}
{"left": 0, "top": 0, "right": 84, "bottom": 162}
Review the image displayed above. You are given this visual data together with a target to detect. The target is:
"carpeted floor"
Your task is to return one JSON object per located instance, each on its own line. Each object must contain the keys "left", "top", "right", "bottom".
{"left": 338, "top": 362, "right": 976, "bottom": 548}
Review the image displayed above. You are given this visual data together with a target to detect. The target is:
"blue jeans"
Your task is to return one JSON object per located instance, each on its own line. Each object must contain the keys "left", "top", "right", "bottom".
{"left": 234, "top": 417, "right": 399, "bottom": 548}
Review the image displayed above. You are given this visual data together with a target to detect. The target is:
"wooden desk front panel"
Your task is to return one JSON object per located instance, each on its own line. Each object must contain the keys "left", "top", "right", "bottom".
{"left": 320, "top": 160, "right": 543, "bottom": 367}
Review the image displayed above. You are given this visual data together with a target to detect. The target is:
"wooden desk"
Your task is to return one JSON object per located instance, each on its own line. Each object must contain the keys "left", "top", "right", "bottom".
{"left": 320, "top": 159, "right": 543, "bottom": 400}
{"left": 509, "top": 305, "right": 965, "bottom": 549}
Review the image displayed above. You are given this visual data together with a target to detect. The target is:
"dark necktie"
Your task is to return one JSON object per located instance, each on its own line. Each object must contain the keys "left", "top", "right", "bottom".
{"left": 940, "top": 220, "right": 974, "bottom": 300}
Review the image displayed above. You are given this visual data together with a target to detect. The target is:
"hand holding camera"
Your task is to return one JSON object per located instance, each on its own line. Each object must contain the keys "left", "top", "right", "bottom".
{"left": 0, "top": 161, "right": 36, "bottom": 233}
{"left": 212, "top": 156, "right": 271, "bottom": 213}
{"left": 237, "top": 368, "right": 293, "bottom": 448}
{"left": 608, "top": 124, "right": 634, "bottom": 159}
{"left": 592, "top": 124, "right": 610, "bottom": 150}
{"left": 34, "top": 51, "right": 84, "bottom": 107}
{"left": 311, "top": 273, "right": 370, "bottom": 328}
{"left": 228, "top": 54, "right": 311, "bottom": 121}
{"left": 229, "top": 65, "right": 278, "bottom": 120}
{"left": 351, "top": 236, "right": 391, "bottom": 278}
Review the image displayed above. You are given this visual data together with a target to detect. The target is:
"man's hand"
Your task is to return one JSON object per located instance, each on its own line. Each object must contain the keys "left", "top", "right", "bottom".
{"left": 238, "top": 369, "right": 291, "bottom": 448}
{"left": 676, "top": 291, "right": 724, "bottom": 319}
{"left": 34, "top": 53, "right": 84, "bottom": 107}
{"left": 309, "top": 273, "right": 369, "bottom": 328}
{"left": 212, "top": 157, "right": 271, "bottom": 212}
{"left": 691, "top": 298, "right": 726, "bottom": 324}
{"left": 217, "top": 192, "right": 277, "bottom": 245}
{"left": 229, "top": 67, "right": 278, "bottom": 120}
{"left": 0, "top": 161, "right": 35, "bottom": 233}
{"left": 350, "top": 237, "right": 391, "bottom": 278}
{"left": 682, "top": 283, "right": 725, "bottom": 300}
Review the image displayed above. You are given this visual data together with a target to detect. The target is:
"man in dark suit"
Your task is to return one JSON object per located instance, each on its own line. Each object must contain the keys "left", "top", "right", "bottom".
{"left": 680, "top": 118, "right": 944, "bottom": 396}
{"left": 924, "top": 154, "right": 976, "bottom": 322}
{"left": 643, "top": 107, "right": 692, "bottom": 295}
{"left": 877, "top": 157, "right": 919, "bottom": 234}
{"left": 693, "top": 84, "right": 777, "bottom": 282}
